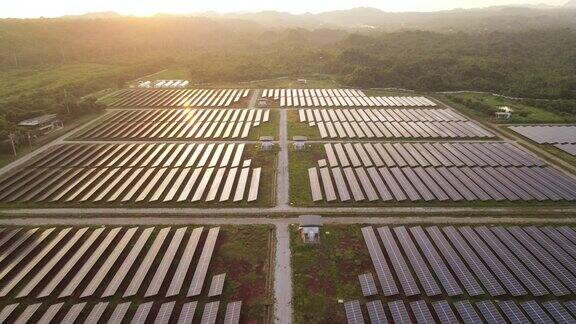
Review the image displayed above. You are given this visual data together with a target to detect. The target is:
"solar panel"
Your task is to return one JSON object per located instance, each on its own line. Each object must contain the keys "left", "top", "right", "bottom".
{"left": 0, "top": 304, "right": 18, "bottom": 323}
{"left": 543, "top": 301, "right": 575, "bottom": 324}
{"left": 454, "top": 301, "right": 481, "bottom": 324}
{"left": 223, "top": 301, "right": 242, "bottom": 324}
{"left": 124, "top": 227, "right": 171, "bottom": 297}
{"left": 521, "top": 301, "right": 553, "bottom": 324}
{"left": 109, "top": 302, "right": 130, "bottom": 324}
{"left": 432, "top": 301, "right": 458, "bottom": 324}
{"left": 0, "top": 227, "right": 38, "bottom": 263}
{"left": 208, "top": 273, "right": 227, "bottom": 297}
{"left": 0, "top": 227, "right": 71, "bottom": 297}
{"left": 475, "top": 226, "right": 548, "bottom": 296}
{"left": 200, "top": 301, "right": 220, "bottom": 324}
{"left": 344, "top": 300, "right": 364, "bottom": 324}
{"left": 39, "top": 228, "right": 105, "bottom": 297}
{"left": 132, "top": 302, "right": 153, "bottom": 324}
{"left": 394, "top": 226, "right": 441, "bottom": 296}
{"left": 85, "top": 302, "right": 108, "bottom": 324}
{"left": 188, "top": 227, "right": 220, "bottom": 296}
{"left": 37, "top": 303, "right": 63, "bottom": 324}
{"left": 167, "top": 227, "right": 203, "bottom": 297}
{"left": 155, "top": 302, "right": 175, "bottom": 324}
{"left": 476, "top": 301, "right": 505, "bottom": 324}
{"left": 377, "top": 227, "right": 420, "bottom": 296}
{"left": 507, "top": 226, "right": 576, "bottom": 294}
{"left": 358, "top": 273, "right": 378, "bottom": 297}
{"left": 410, "top": 227, "right": 462, "bottom": 296}
{"left": 366, "top": 300, "right": 388, "bottom": 324}
{"left": 102, "top": 227, "right": 154, "bottom": 297}
{"left": 172, "top": 303, "right": 195, "bottom": 323}
{"left": 457, "top": 226, "right": 525, "bottom": 296}
{"left": 82, "top": 227, "right": 138, "bottom": 297}
{"left": 14, "top": 303, "right": 41, "bottom": 324}
{"left": 60, "top": 227, "right": 121, "bottom": 297}
{"left": 409, "top": 300, "right": 434, "bottom": 324}
{"left": 361, "top": 227, "right": 398, "bottom": 296}
{"left": 498, "top": 301, "right": 529, "bottom": 324}
{"left": 145, "top": 227, "right": 186, "bottom": 297}
{"left": 388, "top": 301, "right": 411, "bottom": 324}
{"left": 425, "top": 226, "right": 483, "bottom": 296}
{"left": 62, "top": 302, "right": 86, "bottom": 323}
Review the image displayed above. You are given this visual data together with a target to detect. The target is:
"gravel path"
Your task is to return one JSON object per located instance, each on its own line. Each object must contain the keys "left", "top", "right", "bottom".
{"left": 274, "top": 223, "right": 293, "bottom": 324}
{"left": 277, "top": 109, "right": 289, "bottom": 207}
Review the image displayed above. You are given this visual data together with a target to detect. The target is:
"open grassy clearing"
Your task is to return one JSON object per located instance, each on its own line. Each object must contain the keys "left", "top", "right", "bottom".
{"left": 0, "top": 224, "right": 272, "bottom": 322}
{"left": 437, "top": 92, "right": 575, "bottom": 124}
{"left": 287, "top": 110, "right": 321, "bottom": 140}
{"left": 0, "top": 64, "right": 130, "bottom": 100}
{"left": 247, "top": 110, "right": 279, "bottom": 141}
{"left": 291, "top": 224, "right": 371, "bottom": 323}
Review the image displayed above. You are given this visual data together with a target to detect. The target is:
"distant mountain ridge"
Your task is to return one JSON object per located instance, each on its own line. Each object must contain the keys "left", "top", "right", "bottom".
{"left": 55, "top": 5, "right": 576, "bottom": 32}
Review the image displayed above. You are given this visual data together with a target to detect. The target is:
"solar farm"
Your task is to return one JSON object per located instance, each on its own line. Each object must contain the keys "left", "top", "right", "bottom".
{"left": 1, "top": 82, "right": 576, "bottom": 324}
{"left": 0, "top": 225, "right": 270, "bottom": 323}
{"left": 293, "top": 224, "right": 576, "bottom": 323}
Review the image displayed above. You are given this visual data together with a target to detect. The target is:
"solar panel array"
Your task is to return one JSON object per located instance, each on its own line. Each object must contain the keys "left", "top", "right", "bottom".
{"left": 262, "top": 88, "right": 437, "bottom": 107}
{"left": 0, "top": 143, "right": 261, "bottom": 204}
{"left": 299, "top": 108, "right": 493, "bottom": 139}
{"left": 361, "top": 226, "right": 576, "bottom": 299}
{"left": 345, "top": 298, "right": 576, "bottom": 324}
{"left": 0, "top": 225, "right": 246, "bottom": 323}
{"left": 76, "top": 108, "right": 271, "bottom": 140}
{"left": 0, "top": 226, "right": 218, "bottom": 298}
{"left": 308, "top": 142, "right": 576, "bottom": 202}
{"left": 509, "top": 125, "right": 576, "bottom": 144}
{"left": 509, "top": 125, "right": 576, "bottom": 156}
{"left": 107, "top": 88, "right": 251, "bottom": 108}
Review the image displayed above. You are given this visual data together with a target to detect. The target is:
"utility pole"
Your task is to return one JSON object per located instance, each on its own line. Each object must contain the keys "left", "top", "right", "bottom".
{"left": 8, "top": 133, "right": 16, "bottom": 156}
{"left": 64, "top": 89, "right": 71, "bottom": 114}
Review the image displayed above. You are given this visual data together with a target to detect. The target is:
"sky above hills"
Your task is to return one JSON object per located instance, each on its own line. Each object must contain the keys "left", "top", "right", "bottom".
{"left": 1, "top": 0, "right": 571, "bottom": 18}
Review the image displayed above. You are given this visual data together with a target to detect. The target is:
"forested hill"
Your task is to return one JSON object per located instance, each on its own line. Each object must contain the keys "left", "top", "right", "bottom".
{"left": 1, "top": 17, "right": 575, "bottom": 99}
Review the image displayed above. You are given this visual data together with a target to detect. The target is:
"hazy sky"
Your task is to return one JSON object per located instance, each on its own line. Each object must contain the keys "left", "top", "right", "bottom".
{"left": 2, "top": 0, "right": 569, "bottom": 18}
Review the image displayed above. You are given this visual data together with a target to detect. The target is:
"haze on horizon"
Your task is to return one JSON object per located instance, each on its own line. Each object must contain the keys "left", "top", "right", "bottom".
{"left": 1, "top": 0, "right": 571, "bottom": 18}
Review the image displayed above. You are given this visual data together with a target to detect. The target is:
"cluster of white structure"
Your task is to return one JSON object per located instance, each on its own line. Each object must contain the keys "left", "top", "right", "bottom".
{"left": 262, "top": 89, "right": 436, "bottom": 108}
{"left": 137, "top": 80, "right": 190, "bottom": 88}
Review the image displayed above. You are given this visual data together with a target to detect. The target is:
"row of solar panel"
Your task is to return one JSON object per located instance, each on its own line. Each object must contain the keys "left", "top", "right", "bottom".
{"left": 299, "top": 108, "right": 465, "bottom": 123}
{"left": 345, "top": 298, "right": 576, "bottom": 324}
{"left": 77, "top": 109, "right": 270, "bottom": 139}
{"left": 108, "top": 88, "right": 251, "bottom": 108}
{"left": 308, "top": 165, "right": 576, "bottom": 202}
{"left": 556, "top": 143, "right": 576, "bottom": 156}
{"left": 362, "top": 225, "right": 576, "bottom": 299}
{"left": 23, "top": 143, "right": 247, "bottom": 169}
{"left": 321, "top": 142, "right": 544, "bottom": 168}
{"left": 0, "top": 226, "right": 219, "bottom": 299}
{"left": 0, "top": 300, "right": 241, "bottom": 324}
{"left": 509, "top": 125, "right": 576, "bottom": 144}
{"left": 263, "top": 88, "right": 436, "bottom": 108}
{"left": 310, "top": 120, "right": 493, "bottom": 139}
{"left": 0, "top": 165, "right": 260, "bottom": 203}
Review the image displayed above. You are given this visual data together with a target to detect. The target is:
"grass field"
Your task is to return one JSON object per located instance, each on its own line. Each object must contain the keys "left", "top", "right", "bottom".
{"left": 291, "top": 224, "right": 371, "bottom": 323}
{"left": 438, "top": 92, "right": 575, "bottom": 124}
{"left": 287, "top": 110, "right": 321, "bottom": 140}
{"left": 247, "top": 110, "right": 280, "bottom": 141}
{"left": 0, "top": 63, "right": 130, "bottom": 100}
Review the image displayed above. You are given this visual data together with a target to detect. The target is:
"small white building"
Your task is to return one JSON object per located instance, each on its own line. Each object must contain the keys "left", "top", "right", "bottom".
{"left": 298, "top": 215, "right": 323, "bottom": 244}
{"left": 495, "top": 106, "right": 513, "bottom": 120}
{"left": 260, "top": 136, "right": 274, "bottom": 151}
{"left": 293, "top": 136, "right": 307, "bottom": 150}
{"left": 18, "top": 114, "right": 63, "bottom": 136}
